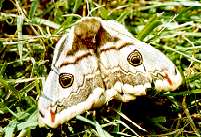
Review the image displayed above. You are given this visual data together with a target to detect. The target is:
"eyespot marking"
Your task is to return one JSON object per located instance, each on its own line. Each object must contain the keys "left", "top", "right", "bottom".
{"left": 127, "top": 49, "right": 143, "bottom": 66}
{"left": 59, "top": 73, "right": 74, "bottom": 88}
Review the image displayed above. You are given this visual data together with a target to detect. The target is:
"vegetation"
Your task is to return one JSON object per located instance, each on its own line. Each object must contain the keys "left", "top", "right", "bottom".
{"left": 0, "top": 0, "right": 201, "bottom": 136}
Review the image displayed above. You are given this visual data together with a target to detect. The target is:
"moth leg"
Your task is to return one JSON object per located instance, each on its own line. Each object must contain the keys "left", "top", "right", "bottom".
{"left": 105, "top": 81, "right": 150, "bottom": 102}
{"left": 104, "top": 81, "right": 129, "bottom": 101}
{"left": 104, "top": 86, "right": 136, "bottom": 102}
{"left": 115, "top": 93, "right": 136, "bottom": 102}
{"left": 92, "top": 88, "right": 107, "bottom": 108}
{"left": 104, "top": 88, "right": 118, "bottom": 102}
{"left": 122, "top": 84, "right": 146, "bottom": 96}
{"left": 104, "top": 82, "right": 140, "bottom": 102}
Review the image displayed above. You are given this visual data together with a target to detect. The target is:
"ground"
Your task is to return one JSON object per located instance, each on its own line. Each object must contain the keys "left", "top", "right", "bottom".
{"left": 0, "top": 0, "right": 201, "bottom": 136}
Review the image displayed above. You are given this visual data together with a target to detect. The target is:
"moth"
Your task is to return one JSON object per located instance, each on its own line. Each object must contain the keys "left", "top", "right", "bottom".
{"left": 38, "top": 17, "right": 182, "bottom": 128}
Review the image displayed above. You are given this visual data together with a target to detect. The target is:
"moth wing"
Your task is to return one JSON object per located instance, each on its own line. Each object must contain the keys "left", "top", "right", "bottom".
{"left": 38, "top": 25, "right": 105, "bottom": 128}
{"left": 99, "top": 19, "right": 182, "bottom": 102}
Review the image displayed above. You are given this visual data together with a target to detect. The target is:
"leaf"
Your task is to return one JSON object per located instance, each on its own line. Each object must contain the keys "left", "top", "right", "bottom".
{"left": 76, "top": 115, "right": 112, "bottom": 137}
{"left": 31, "top": 17, "right": 60, "bottom": 29}
{"left": 19, "top": 81, "right": 36, "bottom": 94}
{"left": 116, "top": 11, "right": 129, "bottom": 23}
{"left": 95, "top": 122, "right": 112, "bottom": 137}
{"left": 76, "top": 115, "right": 95, "bottom": 125}
{"left": 17, "top": 15, "right": 24, "bottom": 61}
{"left": 137, "top": 14, "right": 162, "bottom": 41}
{"left": 150, "top": 116, "right": 166, "bottom": 123}
{"left": 99, "top": 7, "right": 109, "bottom": 20}
{"left": 0, "top": 77, "right": 20, "bottom": 100}
{"left": 28, "top": 0, "right": 39, "bottom": 18}
{"left": 73, "top": 0, "right": 82, "bottom": 13}
{"left": 0, "top": 41, "right": 3, "bottom": 48}
{"left": 4, "top": 122, "right": 17, "bottom": 137}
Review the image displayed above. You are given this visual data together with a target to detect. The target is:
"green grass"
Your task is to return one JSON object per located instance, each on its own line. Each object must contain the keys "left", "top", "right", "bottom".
{"left": 0, "top": 0, "right": 201, "bottom": 136}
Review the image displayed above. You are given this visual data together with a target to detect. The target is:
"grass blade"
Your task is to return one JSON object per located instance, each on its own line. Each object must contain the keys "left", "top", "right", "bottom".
{"left": 137, "top": 14, "right": 162, "bottom": 41}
